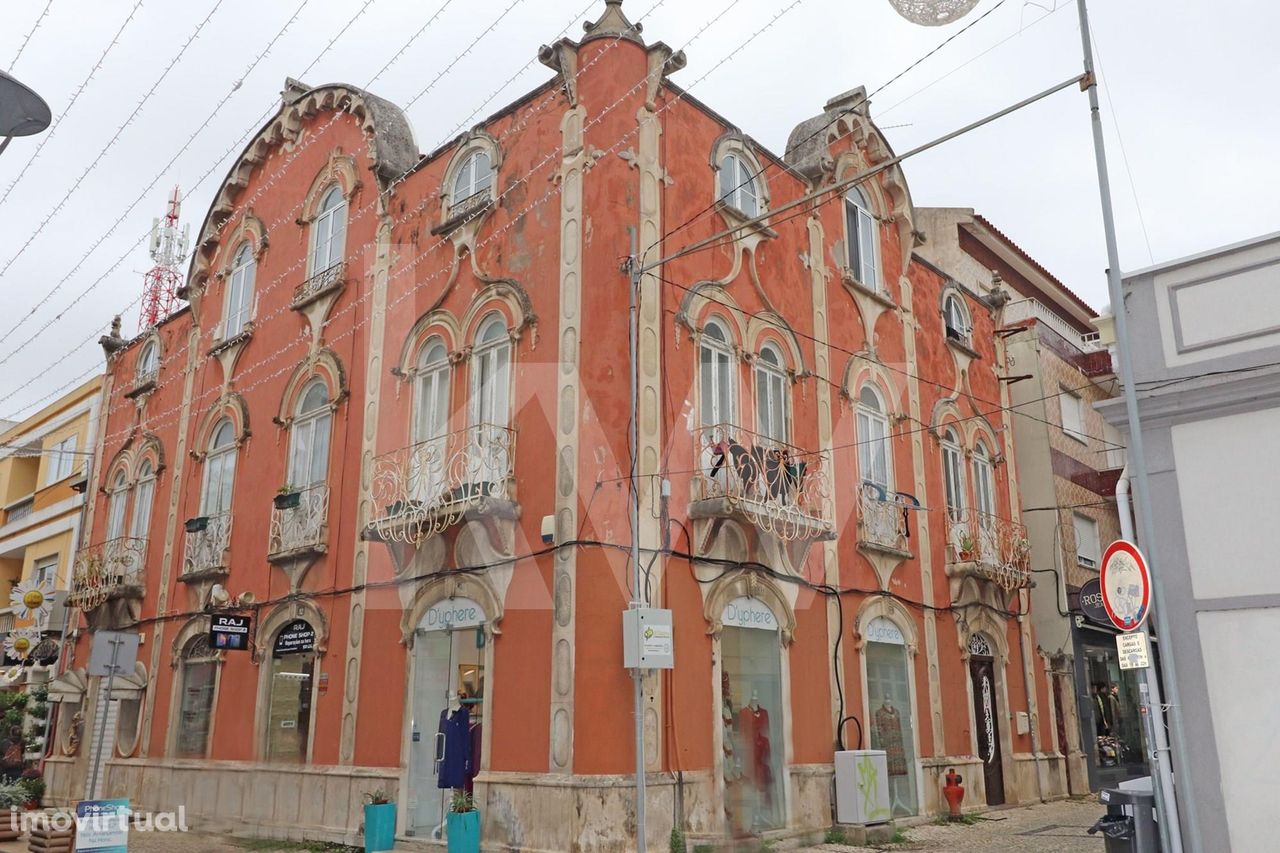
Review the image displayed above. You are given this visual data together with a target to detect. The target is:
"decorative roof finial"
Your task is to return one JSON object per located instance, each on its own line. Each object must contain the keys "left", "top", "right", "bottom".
{"left": 582, "top": 0, "right": 644, "bottom": 45}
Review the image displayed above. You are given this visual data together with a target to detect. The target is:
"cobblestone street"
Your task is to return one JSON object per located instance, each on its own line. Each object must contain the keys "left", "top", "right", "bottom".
{"left": 809, "top": 798, "right": 1106, "bottom": 852}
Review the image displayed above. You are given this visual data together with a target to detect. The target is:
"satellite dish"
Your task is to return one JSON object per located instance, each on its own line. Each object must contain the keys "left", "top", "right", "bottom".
{"left": 0, "top": 70, "right": 52, "bottom": 155}
{"left": 887, "top": 0, "right": 980, "bottom": 26}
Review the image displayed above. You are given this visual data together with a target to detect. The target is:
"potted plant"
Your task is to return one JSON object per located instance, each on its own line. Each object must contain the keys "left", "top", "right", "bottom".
{"left": 362, "top": 789, "right": 396, "bottom": 852}
{"left": 184, "top": 516, "right": 209, "bottom": 533}
{"left": 958, "top": 534, "right": 976, "bottom": 561}
{"left": 274, "top": 484, "right": 302, "bottom": 510}
{"left": 18, "top": 769, "right": 44, "bottom": 809}
{"left": 446, "top": 791, "right": 480, "bottom": 853}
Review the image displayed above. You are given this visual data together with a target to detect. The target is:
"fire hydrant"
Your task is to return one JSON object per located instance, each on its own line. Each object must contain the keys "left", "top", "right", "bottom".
{"left": 942, "top": 767, "right": 965, "bottom": 820}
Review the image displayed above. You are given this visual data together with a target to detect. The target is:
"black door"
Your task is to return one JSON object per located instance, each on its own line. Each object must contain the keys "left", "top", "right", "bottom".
{"left": 969, "top": 655, "right": 1006, "bottom": 805}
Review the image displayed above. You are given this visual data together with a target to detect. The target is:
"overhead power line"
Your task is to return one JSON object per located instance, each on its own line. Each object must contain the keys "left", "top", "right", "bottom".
{"left": 7, "top": 0, "right": 55, "bottom": 73}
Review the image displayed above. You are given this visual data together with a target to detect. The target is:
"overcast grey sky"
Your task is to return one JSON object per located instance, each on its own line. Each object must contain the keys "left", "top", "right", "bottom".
{"left": 1, "top": 0, "right": 1276, "bottom": 418}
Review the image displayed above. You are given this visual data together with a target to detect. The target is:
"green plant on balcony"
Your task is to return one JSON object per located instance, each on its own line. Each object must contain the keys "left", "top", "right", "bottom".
{"left": 274, "top": 484, "right": 302, "bottom": 510}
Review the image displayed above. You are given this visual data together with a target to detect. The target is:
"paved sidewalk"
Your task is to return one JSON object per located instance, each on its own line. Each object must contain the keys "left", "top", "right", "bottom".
{"left": 809, "top": 798, "right": 1105, "bottom": 852}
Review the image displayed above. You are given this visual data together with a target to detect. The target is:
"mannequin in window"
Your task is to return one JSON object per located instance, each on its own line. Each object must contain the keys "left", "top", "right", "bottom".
{"left": 873, "top": 697, "right": 908, "bottom": 777}
{"left": 737, "top": 690, "right": 773, "bottom": 812}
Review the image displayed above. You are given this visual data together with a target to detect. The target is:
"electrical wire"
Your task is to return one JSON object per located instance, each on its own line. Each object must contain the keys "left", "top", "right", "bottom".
{"left": 0, "top": 0, "right": 229, "bottom": 283}
{"left": 6, "top": 0, "right": 55, "bottom": 73}
{"left": 0, "top": 0, "right": 145, "bottom": 205}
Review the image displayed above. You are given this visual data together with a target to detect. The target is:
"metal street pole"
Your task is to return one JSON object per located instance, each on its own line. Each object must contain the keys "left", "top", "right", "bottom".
{"left": 626, "top": 230, "right": 648, "bottom": 853}
{"left": 87, "top": 636, "right": 121, "bottom": 801}
{"left": 1075, "top": 1, "right": 1196, "bottom": 850}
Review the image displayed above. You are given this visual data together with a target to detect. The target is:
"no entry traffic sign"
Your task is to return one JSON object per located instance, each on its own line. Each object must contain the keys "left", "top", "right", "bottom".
{"left": 1100, "top": 539, "right": 1151, "bottom": 632}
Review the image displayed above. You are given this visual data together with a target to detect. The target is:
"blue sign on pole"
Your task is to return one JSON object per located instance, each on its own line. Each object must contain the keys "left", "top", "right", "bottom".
{"left": 75, "top": 798, "right": 129, "bottom": 852}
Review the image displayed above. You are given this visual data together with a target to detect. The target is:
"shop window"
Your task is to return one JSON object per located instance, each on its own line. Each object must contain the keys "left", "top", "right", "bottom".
{"left": 720, "top": 597, "right": 783, "bottom": 833}
{"left": 856, "top": 385, "right": 892, "bottom": 491}
{"left": 310, "top": 185, "right": 347, "bottom": 275}
{"left": 225, "top": 242, "right": 256, "bottom": 339}
{"left": 176, "top": 636, "right": 217, "bottom": 757}
{"left": 1084, "top": 642, "right": 1148, "bottom": 783}
{"left": 754, "top": 344, "right": 789, "bottom": 444}
{"left": 865, "top": 616, "right": 918, "bottom": 817}
{"left": 265, "top": 619, "right": 317, "bottom": 764}
{"left": 845, "top": 186, "right": 880, "bottom": 292}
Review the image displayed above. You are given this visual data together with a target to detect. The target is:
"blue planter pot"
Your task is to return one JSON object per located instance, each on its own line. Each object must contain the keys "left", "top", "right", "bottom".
{"left": 446, "top": 809, "right": 481, "bottom": 853}
{"left": 363, "top": 802, "right": 397, "bottom": 852}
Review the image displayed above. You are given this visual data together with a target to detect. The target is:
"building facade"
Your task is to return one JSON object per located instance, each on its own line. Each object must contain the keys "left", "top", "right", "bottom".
{"left": 51, "top": 4, "right": 1067, "bottom": 848}
{"left": 0, "top": 378, "right": 101, "bottom": 687}
{"left": 915, "top": 208, "right": 1141, "bottom": 794}
{"left": 1095, "top": 231, "right": 1280, "bottom": 853}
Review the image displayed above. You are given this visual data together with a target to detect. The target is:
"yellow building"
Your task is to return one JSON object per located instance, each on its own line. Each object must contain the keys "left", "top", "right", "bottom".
{"left": 0, "top": 377, "right": 102, "bottom": 652}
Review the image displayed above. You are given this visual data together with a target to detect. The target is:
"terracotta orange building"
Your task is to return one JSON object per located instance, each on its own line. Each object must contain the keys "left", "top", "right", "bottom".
{"left": 48, "top": 3, "right": 1070, "bottom": 848}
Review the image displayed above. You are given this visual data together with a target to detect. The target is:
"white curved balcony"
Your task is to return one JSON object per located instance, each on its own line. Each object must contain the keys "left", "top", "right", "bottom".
{"left": 269, "top": 484, "right": 329, "bottom": 560}
{"left": 857, "top": 483, "right": 911, "bottom": 555}
{"left": 70, "top": 537, "right": 146, "bottom": 611}
{"left": 946, "top": 508, "right": 1031, "bottom": 590}
{"left": 182, "top": 512, "right": 232, "bottom": 578}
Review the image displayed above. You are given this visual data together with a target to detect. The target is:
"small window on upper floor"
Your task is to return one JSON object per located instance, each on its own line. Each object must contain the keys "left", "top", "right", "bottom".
{"left": 717, "top": 152, "right": 760, "bottom": 218}
{"left": 943, "top": 293, "right": 971, "bottom": 347}
{"left": 1073, "top": 512, "right": 1100, "bottom": 569}
{"left": 754, "top": 344, "right": 789, "bottom": 444}
{"left": 136, "top": 341, "right": 158, "bottom": 383}
{"left": 451, "top": 151, "right": 494, "bottom": 218}
{"left": 46, "top": 435, "right": 77, "bottom": 486}
{"left": 1060, "top": 387, "right": 1086, "bottom": 443}
{"left": 856, "top": 384, "right": 892, "bottom": 492}
{"left": 845, "top": 186, "right": 881, "bottom": 292}
{"left": 225, "top": 242, "right": 256, "bottom": 339}
{"left": 310, "top": 186, "right": 347, "bottom": 276}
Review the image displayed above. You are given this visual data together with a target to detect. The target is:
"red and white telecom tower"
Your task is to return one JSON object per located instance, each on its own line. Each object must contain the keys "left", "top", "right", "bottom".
{"left": 139, "top": 186, "right": 189, "bottom": 331}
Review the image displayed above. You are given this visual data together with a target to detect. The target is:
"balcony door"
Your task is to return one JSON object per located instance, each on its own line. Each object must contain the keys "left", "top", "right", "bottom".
{"left": 467, "top": 315, "right": 511, "bottom": 494}
{"left": 412, "top": 338, "right": 451, "bottom": 504}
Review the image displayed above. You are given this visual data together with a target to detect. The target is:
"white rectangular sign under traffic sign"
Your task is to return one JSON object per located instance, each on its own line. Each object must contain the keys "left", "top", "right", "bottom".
{"left": 1117, "top": 631, "right": 1151, "bottom": 670}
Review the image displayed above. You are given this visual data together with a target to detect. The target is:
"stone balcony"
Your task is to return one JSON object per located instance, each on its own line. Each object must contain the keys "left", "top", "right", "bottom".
{"left": 365, "top": 423, "right": 518, "bottom": 547}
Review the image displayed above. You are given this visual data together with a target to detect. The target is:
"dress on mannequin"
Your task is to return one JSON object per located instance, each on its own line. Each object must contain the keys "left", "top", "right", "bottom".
{"left": 873, "top": 699, "right": 907, "bottom": 777}
{"left": 436, "top": 703, "right": 472, "bottom": 789}
{"left": 737, "top": 692, "right": 773, "bottom": 800}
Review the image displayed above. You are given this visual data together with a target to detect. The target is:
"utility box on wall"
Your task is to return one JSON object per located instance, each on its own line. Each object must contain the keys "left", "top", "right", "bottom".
{"left": 834, "top": 750, "right": 891, "bottom": 825}
{"left": 622, "top": 608, "right": 674, "bottom": 669}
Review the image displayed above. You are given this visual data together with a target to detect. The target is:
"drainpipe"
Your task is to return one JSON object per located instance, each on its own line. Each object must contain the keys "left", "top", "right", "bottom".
{"left": 1016, "top": 595, "right": 1046, "bottom": 803}
{"left": 1115, "top": 466, "right": 1183, "bottom": 853}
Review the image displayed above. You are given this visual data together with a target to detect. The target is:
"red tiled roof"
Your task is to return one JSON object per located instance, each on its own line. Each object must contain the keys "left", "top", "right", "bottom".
{"left": 973, "top": 214, "right": 1099, "bottom": 319}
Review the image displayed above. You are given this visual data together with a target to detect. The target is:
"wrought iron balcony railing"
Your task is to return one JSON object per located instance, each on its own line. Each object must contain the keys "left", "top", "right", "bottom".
{"left": 182, "top": 512, "right": 233, "bottom": 576}
{"left": 269, "top": 484, "right": 329, "bottom": 558}
{"left": 368, "top": 423, "right": 516, "bottom": 544}
{"left": 857, "top": 483, "right": 910, "bottom": 553}
{"left": 292, "top": 261, "right": 346, "bottom": 307}
{"left": 692, "top": 424, "right": 832, "bottom": 541}
{"left": 4, "top": 498, "right": 33, "bottom": 526}
{"left": 69, "top": 537, "right": 147, "bottom": 611}
{"left": 946, "top": 508, "right": 1031, "bottom": 590}
{"left": 447, "top": 187, "right": 492, "bottom": 222}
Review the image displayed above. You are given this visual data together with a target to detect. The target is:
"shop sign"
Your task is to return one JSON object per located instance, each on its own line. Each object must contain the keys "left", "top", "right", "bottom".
{"left": 722, "top": 596, "right": 778, "bottom": 632}
{"left": 864, "top": 616, "right": 905, "bottom": 645}
{"left": 1116, "top": 631, "right": 1151, "bottom": 670}
{"left": 422, "top": 597, "right": 486, "bottom": 632}
{"left": 1100, "top": 539, "right": 1151, "bottom": 632}
{"left": 209, "top": 614, "right": 251, "bottom": 651}
{"left": 273, "top": 619, "right": 316, "bottom": 657}
{"left": 75, "top": 798, "right": 130, "bottom": 852}
{"left": 1077, "top": 578, "right": 1111, "bottom": 627}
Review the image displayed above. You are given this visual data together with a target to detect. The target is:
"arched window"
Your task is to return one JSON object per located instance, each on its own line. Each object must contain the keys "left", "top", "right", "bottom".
{"left": 470, "top": 315, "right": 511, "bottom": 429}
{"left": 451, "top": 150, "right": 494, "bottom": 214}
{"left": 941, "top": 427, "right": 966, "bottom": 520}
{"left": 310, "top": 186, "right": 347, "bottom": 275}
{"left": 136, "top": 341, "right": 158, "bottom": 382}
{"left": 856, "top": 384, "right": 893, "bottom": 491}
{"left": 287, "top": 380, "right": 332, "bottom": 487}
{"left": 943, "top": 293, "right": 971, "bottom": 345}
{"left": 972, "top": 441, "right": 995, "bottom": 519}
{"left": 413, "top": 338, "right": 451, "bottom": 445}
{"left": 718, "top": 151, "right": 760, "bottom": 217}
{"left": 699, "top": 318, "right": 737, "bottom": 427}
{"left": 225, "top": 242, "right": 256, "bottom": 339}
{"left": 129, "top": 460, "right": 156, "bottom": 544}
{"left": 200, "top": 419, "right": 237, "bottom": 517}
{"left": 754, "top": 344, "right": 789, "bottom": 443}
{"left": 175, "top": 635, "right": 217, "bottom": 758}
{"left": 105, "top": 471, "right": 129, "bottom": 541}
{"left": 265, "top": 620, "right": 317, "bottom": 764}
{"left": 845, "top": 186, "right": 879, "bottom": 291}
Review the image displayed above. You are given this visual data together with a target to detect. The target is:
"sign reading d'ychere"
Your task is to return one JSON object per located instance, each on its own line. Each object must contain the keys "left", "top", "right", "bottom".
{"left": 722, "top": 596, "right": 778, "bottom": 631}
{"left": 422, "top": 597, "right": 486, "bottom": 632}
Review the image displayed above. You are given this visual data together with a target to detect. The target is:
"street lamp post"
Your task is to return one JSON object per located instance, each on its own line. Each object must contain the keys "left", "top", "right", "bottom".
{"left": 0, "top": 70, "right": 52, "bottom": 157}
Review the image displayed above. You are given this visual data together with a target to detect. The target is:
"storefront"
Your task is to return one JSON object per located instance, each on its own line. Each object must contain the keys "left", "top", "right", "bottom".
{"left": 862, "top": 616, "right": 919, "bottom": 817}
{"left": 718, "top": 595, "right": 786, "bottom": 836}
{"left": 1073, "top": 622, "right": 1152, "bottom": 790}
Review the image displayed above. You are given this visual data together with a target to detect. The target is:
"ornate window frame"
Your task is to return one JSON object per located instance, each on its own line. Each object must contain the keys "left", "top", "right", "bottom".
{"left": 440, "top": 131, "right": 502, "bottom": 229}
{"left": 710, "top": 132, "right": 770, "bottom": 227}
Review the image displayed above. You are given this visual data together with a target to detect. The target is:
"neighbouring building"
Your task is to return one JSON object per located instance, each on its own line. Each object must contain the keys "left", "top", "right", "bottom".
{"left": 0, "top": 378, "right": 101, "bottom": 690}
{"left": 1094, "top": 231, "right": 1280, "bottom": 853}
{"left": 915, "top": 209, "right": 1142, "bottom": 794}
{"left": 51, "top": 4, "right": 1068, "bottom": 847}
